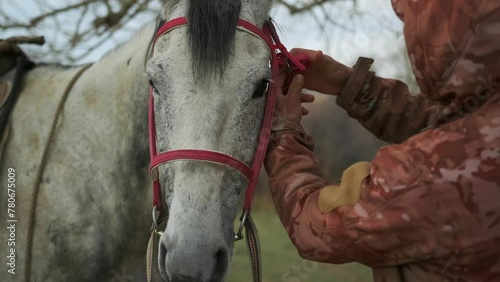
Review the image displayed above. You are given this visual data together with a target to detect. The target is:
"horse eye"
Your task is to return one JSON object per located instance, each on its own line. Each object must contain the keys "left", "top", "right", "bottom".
{"left": 149, "top": 79, "right": 156, "bottom": 89}
{"left": 252, "top": 79, "right": 270, "bottom": 99}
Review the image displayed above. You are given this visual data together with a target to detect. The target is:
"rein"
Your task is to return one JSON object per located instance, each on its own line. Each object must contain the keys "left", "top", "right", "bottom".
{"left": 147, "top": 17, "right": 309, "bottom": 282}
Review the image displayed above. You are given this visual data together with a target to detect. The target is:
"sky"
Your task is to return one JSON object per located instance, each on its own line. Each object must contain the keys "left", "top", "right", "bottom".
{"left": 1, "top": 0, "right": 409, "bottom": 80}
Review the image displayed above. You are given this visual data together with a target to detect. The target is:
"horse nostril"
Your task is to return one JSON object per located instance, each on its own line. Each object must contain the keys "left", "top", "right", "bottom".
{"left": 160, "top": 230, "right": 229, "bottom": 281}
{"left": 212, "top": 248, "right": 229, "bottom": 281}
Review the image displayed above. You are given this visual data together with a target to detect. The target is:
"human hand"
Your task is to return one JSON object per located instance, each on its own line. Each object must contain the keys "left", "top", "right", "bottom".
{"left": 275, "top": 73, "right": 315, "bottom": 124}
{"left": 290, "top": 48, "right": 352, "bottom": 96}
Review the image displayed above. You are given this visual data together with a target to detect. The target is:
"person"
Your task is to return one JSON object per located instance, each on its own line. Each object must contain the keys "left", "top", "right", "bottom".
{"left": 264, "top": 1, "right": 500, "bottom": 281}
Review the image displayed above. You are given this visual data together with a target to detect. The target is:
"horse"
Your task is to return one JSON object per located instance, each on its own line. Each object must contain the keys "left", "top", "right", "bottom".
{"left": 0, "top": 0, "right": 275, "bottom": 281}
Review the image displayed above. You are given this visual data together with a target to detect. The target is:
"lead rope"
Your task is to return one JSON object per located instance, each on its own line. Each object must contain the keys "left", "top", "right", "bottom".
{"left": 24, "top": 64, "right": 92, "bottom": 282}
{"left": 245, "top": 214, "right": 262, "bottom": 282}
{"left": 146, "top": 208, "right": 168, "bottom": 282}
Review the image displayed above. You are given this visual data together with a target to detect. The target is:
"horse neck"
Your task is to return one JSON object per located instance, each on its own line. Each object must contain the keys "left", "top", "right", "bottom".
{"left": 74, "top": 21, "right": 155, "bottom": 173}
{"left": 89, "top": 23, "right": 155, "bottom": 99}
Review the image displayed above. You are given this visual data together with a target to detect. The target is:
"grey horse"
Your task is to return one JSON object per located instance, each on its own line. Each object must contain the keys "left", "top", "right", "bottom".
{"left": 0, "top": 0, "right": 274, "bottom": 281}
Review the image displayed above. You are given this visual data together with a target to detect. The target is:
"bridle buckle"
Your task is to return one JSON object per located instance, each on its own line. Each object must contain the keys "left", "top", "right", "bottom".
{"left": 234, "top": 209, "right": 250, "bottom": 241}
{"left": 152, "top": 205, "right": 165, "bottom": 236}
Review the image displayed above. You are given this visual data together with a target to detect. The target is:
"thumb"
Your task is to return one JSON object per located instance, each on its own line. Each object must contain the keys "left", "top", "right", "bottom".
{"left": 287, "top": 74, "right": 304, "bottom": 98}
{"left": 283, "top": 74, "right": 305, "bottom": 121}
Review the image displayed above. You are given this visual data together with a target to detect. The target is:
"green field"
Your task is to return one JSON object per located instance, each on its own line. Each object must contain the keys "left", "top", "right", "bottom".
{"left": 227, "top": 207, "right": 373, "bottom": 282}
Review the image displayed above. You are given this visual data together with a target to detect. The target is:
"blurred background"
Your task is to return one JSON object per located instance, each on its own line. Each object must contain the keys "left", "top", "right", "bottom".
{"left": 1, "top": 0, "right": 419, "bottom": 281}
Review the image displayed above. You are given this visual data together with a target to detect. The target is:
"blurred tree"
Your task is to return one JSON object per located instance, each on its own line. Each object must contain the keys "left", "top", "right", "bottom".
{"left": 1, "top": 0, "right": 158, "bottom": 62}
{"left": 0, "top": 0, "right": 360, "bottom": 63}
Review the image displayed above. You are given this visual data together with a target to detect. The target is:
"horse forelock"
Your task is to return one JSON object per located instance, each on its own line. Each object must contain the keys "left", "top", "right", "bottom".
{"left": 187, "top": 0, "right": 242, "bottom": 79}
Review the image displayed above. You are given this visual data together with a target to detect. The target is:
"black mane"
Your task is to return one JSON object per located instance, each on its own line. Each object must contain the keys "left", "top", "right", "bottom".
{"left": 187, "top": 0, "right": 242, "bottom": 79}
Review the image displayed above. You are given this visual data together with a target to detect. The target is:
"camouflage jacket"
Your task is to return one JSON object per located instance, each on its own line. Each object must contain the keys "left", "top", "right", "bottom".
{"left": 264, "top": 1, "right": 500, "bottom": 281}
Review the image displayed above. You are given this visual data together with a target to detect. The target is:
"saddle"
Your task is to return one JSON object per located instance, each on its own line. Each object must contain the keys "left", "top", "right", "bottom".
{"left": 0, "top": 36, "right": 44, "bottom": 156}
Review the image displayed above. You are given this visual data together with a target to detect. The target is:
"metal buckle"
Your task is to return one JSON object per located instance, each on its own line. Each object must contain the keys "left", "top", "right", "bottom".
{"left": 276, "top": 53, "right": 292, "bottom": 74}
{"left": 152, "top": 205, "right": 164, "bottom": 236}
{"left": 234, "top": 209, "right": 249, "bottom": 241}
{"left": 284, "top": 57, "right": 293, "bottom": 74}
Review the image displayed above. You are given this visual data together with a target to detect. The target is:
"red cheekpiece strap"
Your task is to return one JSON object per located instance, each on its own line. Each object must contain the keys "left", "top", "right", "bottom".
{"left": 242, "top": 22, "right": 309, "bottom": 211}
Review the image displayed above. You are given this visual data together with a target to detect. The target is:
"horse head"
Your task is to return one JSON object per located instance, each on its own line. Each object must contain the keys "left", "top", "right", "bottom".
{"left": 146, "top": 0, "right": 273, "bottom": 280}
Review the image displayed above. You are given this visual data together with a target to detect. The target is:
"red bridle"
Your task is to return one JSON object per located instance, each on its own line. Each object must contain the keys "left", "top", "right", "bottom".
{"left": 148, "top": 17, "right": 309, "bottom": 238}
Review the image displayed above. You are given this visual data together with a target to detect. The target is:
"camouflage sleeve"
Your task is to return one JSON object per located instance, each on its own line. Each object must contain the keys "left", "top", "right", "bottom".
{"left": 336, "top": 58, "right": 448, "bottom": 144}
{"left": 265, "top": 96, "right": 500, "bottom": 267}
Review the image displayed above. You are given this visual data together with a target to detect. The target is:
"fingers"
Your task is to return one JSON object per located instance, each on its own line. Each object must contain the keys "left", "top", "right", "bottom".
{"left": 290, "top": 48, "right": 323, "bottom": 64}
{"left": 290, "top": 48, "right": 317, "bottom": 56}
{"left": 275, "top": 73, "right": 312, "bottom": 121}
{"left": 300, "top": 93, "right": 314, "bottom": 103}
{"left": 301, "top": 94, "right": 313, "bottom": 116}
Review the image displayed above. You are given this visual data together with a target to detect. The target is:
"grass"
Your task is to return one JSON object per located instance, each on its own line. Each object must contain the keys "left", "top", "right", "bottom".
{"left": 227, "top": 206, "right": 373, "bottom": 282}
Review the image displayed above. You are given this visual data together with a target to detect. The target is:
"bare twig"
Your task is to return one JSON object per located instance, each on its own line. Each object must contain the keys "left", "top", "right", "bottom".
{"left": 30, "top": 0, "right": 100, "bottom": 26}
{"left": 0, "top": 0, "right": 357, "bottom": 63}
{"left": 277, "top": 0, "right": 341, "bottom": 15}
